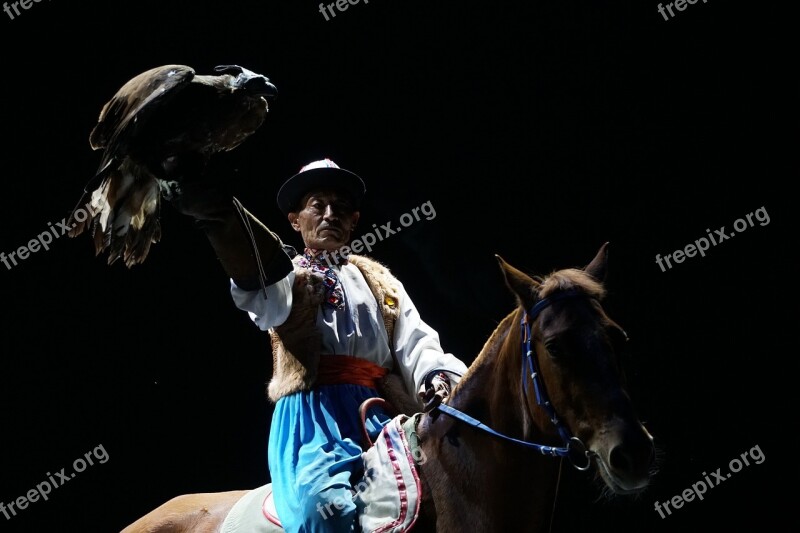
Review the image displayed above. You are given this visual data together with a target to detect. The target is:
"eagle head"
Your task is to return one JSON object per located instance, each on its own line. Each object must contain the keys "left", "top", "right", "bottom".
{"left": 214, "top": 64, "right": 278, "bottom": 99}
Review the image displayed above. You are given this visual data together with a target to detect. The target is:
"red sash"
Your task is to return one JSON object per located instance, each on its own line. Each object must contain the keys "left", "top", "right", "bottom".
{"left": 316, "top": 354, "right": 389, "bottom": 389}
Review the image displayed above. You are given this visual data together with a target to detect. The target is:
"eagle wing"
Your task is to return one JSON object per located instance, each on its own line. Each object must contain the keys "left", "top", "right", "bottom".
{"left": 89, "top": 65, "right": 196, "bottom": 181}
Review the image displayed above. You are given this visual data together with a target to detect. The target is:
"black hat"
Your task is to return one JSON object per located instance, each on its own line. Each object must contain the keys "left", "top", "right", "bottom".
{"left": 276, "top": 158, "right": 366, "bottom": 215}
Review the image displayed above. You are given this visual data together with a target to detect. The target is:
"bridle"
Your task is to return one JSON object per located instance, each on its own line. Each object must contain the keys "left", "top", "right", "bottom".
{"left": 432, "top": 288, "right": 595, "bottom": 471}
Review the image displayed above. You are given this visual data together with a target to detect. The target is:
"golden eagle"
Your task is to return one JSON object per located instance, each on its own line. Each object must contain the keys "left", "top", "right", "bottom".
{"left": 68, "top": 64, "right": 277, "bottom": 267}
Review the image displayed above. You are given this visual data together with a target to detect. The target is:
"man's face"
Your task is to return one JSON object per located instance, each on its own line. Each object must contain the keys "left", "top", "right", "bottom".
{"left": 288, "top": 189, "right": 360, "bottom": 251}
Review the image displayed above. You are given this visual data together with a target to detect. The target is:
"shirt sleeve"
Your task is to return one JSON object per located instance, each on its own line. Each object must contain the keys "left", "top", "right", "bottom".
{"left": 229, "top": 270, "right": 296, "bottom": 331}
{"left": 392, "top": 280, "right": 469, "bottom": 397}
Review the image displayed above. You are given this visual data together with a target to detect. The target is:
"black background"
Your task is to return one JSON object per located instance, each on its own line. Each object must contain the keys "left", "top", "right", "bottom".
{"left": 0, "top": 1, "right": 793, "bottom": 532}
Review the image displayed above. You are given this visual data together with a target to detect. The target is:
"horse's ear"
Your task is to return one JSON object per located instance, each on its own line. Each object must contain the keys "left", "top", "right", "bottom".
{"left": 585, "top": 242, "right": 610, "bottom": 282}
{"left": 495, "top": 255, "right": 540, "bottom": 310}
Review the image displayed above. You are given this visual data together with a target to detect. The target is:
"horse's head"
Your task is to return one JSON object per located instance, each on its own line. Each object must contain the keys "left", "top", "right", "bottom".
{"left": 497, "top": 243, "right": 655, "bottom": 495}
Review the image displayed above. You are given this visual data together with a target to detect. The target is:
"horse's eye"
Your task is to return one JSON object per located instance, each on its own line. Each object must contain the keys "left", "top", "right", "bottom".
{"left": 544, "top": 342, "right": 562, "bottom": 357}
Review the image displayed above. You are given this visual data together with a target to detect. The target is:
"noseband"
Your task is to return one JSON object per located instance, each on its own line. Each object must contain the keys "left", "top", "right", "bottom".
{"left": 433, "top": 288, "right": 593, "bottom": 471}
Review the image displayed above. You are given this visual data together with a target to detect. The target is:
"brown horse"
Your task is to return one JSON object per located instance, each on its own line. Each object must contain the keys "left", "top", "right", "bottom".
{"left": 120, "top": 243, "right": 655, "bottom": 533}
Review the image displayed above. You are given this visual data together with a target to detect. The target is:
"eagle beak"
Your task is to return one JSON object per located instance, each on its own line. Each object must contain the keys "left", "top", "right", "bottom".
{"left": 244, "top": 76, "right": 278, "bottom": 100}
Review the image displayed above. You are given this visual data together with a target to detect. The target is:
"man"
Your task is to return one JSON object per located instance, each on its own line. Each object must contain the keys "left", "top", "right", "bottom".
{"left": 172, "top": 158, "right": 468, "bottom": 533}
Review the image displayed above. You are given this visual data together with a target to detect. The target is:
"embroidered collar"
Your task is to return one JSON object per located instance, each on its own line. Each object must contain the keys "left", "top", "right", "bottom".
{"left": 297, "top": 248, "right": 346, "bottom": 309}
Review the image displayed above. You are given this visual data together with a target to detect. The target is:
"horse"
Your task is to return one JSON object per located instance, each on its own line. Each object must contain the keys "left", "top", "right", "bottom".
{"left": 120, "top": 243, "right": 655, "bottom": 533}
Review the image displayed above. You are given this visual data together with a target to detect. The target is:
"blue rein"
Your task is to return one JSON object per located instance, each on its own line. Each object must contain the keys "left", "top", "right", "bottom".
{"left": 433, "top": 288, "right": 592, "bottom": 470}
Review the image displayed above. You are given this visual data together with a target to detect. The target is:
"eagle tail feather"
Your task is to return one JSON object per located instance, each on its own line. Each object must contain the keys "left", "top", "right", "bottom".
{"left": 115, "top": 173, "right": 161, "bottom": 267}
{"left": 70, "top": 159, "right": 161, "bottom": 267}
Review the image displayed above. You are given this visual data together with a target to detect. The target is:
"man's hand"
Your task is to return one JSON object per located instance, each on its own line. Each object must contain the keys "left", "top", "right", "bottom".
{"left": 419, "top": 372, "right": 452, "bottom": 412}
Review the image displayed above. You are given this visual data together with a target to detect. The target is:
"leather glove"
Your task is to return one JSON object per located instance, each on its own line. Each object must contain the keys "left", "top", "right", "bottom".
{"left": 166, "top": 179, "right": 236, "bottom": 222}
{"left": 166, "top": 179, "right": 293, "bottom": 293}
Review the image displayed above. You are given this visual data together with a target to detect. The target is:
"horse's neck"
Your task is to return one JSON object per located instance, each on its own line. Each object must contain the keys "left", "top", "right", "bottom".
{"left": 449, "top": 309, "right": 558, "bottom": 444}
{"left": 419, "top": 310, "right": 562, "bottom": 532}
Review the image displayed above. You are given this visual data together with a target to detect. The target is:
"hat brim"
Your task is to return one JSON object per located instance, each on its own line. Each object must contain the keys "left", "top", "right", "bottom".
{"left": 277, "top": 167, "right": 366, "bottom": 215}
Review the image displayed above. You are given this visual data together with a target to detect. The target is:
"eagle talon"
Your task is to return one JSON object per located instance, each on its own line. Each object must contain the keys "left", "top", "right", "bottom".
{"left": 158, "top": 180, "right": 182, "bottom": 201}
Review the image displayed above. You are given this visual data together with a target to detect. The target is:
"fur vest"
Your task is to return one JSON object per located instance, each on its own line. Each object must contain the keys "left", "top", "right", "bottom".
{"left": 267, "top": 254, "right": 422, "bottom": 414}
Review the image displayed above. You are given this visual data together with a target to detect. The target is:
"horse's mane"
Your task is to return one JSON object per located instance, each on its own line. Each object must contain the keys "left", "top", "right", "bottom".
{"left": 537, "top": 268, "right": 606, "bottom": 300}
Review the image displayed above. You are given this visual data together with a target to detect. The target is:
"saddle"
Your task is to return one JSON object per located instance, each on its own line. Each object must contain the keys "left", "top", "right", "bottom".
{"left": 221, "top": 403, "right": 425, "bottom": 533}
